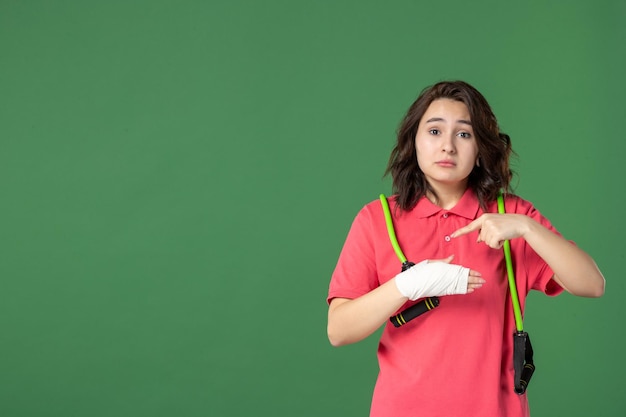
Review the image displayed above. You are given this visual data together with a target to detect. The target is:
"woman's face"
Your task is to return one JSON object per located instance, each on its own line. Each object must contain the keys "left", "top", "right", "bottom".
{"left": 415, "top": 98, "right": 479, "bottom": 193}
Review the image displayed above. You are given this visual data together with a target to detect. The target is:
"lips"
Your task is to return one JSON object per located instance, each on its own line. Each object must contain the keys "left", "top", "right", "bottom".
{"left": 435, "top": 160, "right": 456, "bottom": 167}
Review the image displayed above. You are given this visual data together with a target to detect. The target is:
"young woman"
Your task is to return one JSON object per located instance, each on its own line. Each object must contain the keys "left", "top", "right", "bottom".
{"left": 327, "top": 81, "right": 605, "bottom": 417}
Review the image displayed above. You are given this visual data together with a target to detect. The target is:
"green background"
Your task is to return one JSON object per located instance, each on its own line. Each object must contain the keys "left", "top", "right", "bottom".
{"left": 1, "top": 1, "right": 624, "bottom": 416}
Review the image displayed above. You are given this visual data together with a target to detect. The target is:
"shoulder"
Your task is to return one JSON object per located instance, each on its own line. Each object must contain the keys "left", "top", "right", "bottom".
{"left": 489, "top": 193, "right": 542, "bottom": 216}
{"left": 360, "top": 194, "right": 399, "bottom": 218}
{"left": 349, "top": 194, "right": 409, "bottom": 234}
{"left": 497, "top": 193, "right": 558, "bottom": 231}
{"left": 341, "top": 197, "right": 385, "bottom": 237}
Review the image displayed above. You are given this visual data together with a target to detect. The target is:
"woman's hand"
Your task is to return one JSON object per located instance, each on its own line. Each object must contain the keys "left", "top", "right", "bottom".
{"left": 451, "top": 214, "right": 531, "bottom": 249}
{"left": 427, "top": 255, "right": 485, "bottom": 293}
{"left": 451, "top": 214, "right": 605, "bottom": 297}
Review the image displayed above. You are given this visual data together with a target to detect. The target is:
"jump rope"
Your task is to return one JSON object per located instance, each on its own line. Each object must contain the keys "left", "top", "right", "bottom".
{"left": 379, "top": 192, "right": 535, "bottom": 394}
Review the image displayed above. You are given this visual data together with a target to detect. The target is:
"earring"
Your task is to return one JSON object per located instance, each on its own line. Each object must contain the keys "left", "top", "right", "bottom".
{"left": 476, "top": 157, "right": 481, "bottom": 167}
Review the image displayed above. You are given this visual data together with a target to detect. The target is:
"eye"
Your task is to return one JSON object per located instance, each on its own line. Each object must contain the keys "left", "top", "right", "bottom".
{"left": 428, "top": 129, "right": 440, "bottom": 135}
{"left": 457, "top": 131, "right": 472, "bottom": 139}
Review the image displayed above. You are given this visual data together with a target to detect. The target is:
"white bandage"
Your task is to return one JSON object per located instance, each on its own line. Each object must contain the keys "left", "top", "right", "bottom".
{"left": 394, "top": 260, "right": 469, "bottom": 301}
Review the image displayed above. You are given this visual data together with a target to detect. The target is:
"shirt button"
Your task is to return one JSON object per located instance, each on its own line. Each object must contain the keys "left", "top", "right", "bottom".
{"left": 443, "top": 213, "right": 449, "bottom": 218}
{"left": 444, "top": 235, "right": 451, "bottom": 242}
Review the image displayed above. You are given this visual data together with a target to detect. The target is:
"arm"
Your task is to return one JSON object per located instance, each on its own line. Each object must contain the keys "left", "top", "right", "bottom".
{"left": 451, "top": 214, "right": 605, "bottom": 297}
{"left": 518, "top": 216, "right": 604, "bottom": 297}
{"left": 327, "top": 279, "right": 409, "bottom": 347}
{"left": 328, "top": 256, "right": 485, "bottom": 347}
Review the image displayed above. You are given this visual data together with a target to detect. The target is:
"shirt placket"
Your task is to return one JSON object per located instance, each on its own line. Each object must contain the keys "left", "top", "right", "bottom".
{"left": 439, "top": 211, "right": 454, "bottom": 254}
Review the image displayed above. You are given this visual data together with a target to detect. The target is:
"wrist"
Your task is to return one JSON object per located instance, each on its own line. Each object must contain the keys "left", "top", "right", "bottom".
{"left": 394, "top": 274, "right": 412, "bottom": 300}
{"left": 520, "top": 215, "right": 538, "bottom": 239}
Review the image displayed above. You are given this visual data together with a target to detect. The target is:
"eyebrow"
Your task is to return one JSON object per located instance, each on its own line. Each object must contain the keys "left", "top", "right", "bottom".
{"left": 425, "top": 117, "right": 472, "bottom": 126}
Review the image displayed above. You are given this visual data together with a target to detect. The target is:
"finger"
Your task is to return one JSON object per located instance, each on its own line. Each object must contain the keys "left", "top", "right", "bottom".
{"left": 467, "top": 283, "right": 483, "bottom": 293}
{"left": 467, "top": 281, "right": 483, "bottom": 292}
{"left": 483, "top": 238, "right": 503, "bottom": 250}
{"left": 477, "top": 231, "right": 501, "bottom": 247}
{"left": 468, "top": 269, "right": 482, "bottom": 278}
{"left": 467, "top": 270, "right": 485, "bottom": 293}
{"left": 451, "top": 219, "right": 481, "bottom": 238}
{"left": 468, "top": 275, "right": 486, "bottom": 284}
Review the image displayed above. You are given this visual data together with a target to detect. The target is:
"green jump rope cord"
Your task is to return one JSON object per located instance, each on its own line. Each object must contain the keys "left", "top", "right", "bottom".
{"left": 497, "top": 193, "right": 524, "bottom": 332}
{"left": 379, "top": 194, "right": 407, "bottom": 263}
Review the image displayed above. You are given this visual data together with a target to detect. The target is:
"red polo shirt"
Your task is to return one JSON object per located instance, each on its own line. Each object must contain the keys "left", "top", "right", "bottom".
{"left": 328, "top": 189, "right": 563, "bottom": 417}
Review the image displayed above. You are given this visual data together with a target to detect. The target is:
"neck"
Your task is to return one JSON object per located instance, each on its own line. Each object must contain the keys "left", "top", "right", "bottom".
{"left": 427, "top": 183, "right": 468, "bottom": 210}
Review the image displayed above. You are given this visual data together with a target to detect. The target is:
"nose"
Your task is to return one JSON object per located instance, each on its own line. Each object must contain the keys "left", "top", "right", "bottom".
{"left": 441, "top": 133, "right": 456, "bottom": 154}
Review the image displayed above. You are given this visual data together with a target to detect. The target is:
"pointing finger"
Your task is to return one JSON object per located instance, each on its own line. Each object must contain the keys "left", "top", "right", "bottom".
{"left": 451, "top": 219, "right": 482, "bottom": 238}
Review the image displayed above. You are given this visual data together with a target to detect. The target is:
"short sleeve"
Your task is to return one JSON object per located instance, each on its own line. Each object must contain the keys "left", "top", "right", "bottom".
{"left": 327, "top": 205, "right": 380, "bottom": 304}
{"left": 508, "top": 196, "right": 565, "bottom": 297}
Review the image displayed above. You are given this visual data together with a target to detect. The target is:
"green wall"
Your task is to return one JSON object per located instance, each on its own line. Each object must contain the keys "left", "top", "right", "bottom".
{"left": 1, "top": 1, "right": 624, "bottom": 416}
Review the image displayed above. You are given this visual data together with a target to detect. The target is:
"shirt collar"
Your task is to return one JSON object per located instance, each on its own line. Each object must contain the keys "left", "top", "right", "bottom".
{"left": 412, "top": 188, "right": 481, "bottom": 220}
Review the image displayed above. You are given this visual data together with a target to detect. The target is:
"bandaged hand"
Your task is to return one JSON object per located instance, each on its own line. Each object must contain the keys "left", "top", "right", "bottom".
{"left": 394, "top": 260, "right": 471, "bottom": 301}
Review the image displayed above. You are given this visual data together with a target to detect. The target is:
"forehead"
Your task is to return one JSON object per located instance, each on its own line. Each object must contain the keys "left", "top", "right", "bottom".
{"left": 421, "top": 98, "right": 471, "bottom": 122}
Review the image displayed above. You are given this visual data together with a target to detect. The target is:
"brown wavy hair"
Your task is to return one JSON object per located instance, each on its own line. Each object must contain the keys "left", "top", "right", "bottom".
{"left": 385, "top": 80, "right": 515, "bottom": 211}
